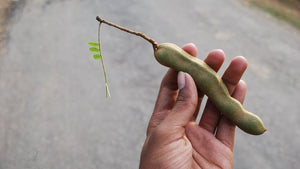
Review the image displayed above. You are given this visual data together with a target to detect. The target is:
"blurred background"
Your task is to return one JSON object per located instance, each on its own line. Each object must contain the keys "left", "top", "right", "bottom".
{"left": 0, "top": 0, "right": 299, "bottom": 168}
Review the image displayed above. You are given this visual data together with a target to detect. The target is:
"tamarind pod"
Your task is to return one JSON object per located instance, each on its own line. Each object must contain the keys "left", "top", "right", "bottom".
{"left": 154, "top": 43, "right": 266, "bottom": 135}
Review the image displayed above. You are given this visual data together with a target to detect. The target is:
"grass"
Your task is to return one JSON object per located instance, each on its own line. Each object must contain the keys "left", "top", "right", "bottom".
{"left": 244, "top": 0, "right": 300, "bottom": 29}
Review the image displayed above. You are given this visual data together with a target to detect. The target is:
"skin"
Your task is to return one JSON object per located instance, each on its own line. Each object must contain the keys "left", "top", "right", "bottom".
{"left": 154, "top": 43, "right": 266, "bottom": 135}
{"left": 139, "top": 43, "right": 248, "bottom": 169}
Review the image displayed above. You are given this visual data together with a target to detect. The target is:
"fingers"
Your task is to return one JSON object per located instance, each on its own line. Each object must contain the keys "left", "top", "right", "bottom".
{"left": 182, "top": 43, "right": 198, "bottom": 57}
{"left": 162, "top": 73, "right": 198, "bottom": 128}
{"left": 216, "top": 80, "right": 247, "bottom": 150}
{"left": 147, "top": 43, "right": 198, "bottom": 135}
{"left": 147, "top": 69, "right": 178, "bottom": 135}
{"left": 204, "top": 49, "right": 226, "bottom": 73}
{"left": 199, "top": 56, "right": 248, "bottom": 133}
{"left": 152, "top": 69, "right": 178, "bottom": 113}
{"left": 222, "top": 56, "right": 248, "bottom": 95}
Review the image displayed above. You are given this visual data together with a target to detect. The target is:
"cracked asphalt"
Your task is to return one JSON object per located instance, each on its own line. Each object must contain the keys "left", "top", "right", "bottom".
{"left": 0, "top": 0, "right": 300, "bottom": 168}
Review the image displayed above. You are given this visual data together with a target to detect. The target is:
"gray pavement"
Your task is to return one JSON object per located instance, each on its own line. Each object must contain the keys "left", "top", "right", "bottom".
{"left": 1, "top": 0, "right": 300, "bottom": 168}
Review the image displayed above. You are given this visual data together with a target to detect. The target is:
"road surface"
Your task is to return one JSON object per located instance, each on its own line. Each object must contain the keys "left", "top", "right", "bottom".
{"left": 1, "top": 0, "right": 300, "bottom": 168}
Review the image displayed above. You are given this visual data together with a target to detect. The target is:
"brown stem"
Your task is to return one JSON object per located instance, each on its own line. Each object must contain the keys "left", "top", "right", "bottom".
{"left": 96, "top": 16, "right": 158, "bottom": 50}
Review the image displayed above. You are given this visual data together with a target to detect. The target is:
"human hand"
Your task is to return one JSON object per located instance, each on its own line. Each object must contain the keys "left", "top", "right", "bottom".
{"left": 139, "top": 43, "right": 248, "bottom": 169}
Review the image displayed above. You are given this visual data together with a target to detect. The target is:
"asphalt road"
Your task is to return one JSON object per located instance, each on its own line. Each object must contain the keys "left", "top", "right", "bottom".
{"left": 1, "top": 0, "right": 300, "bottom": 168}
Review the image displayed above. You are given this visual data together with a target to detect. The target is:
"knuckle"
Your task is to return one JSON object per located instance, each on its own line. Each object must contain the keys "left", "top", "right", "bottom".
{"left": 176, "top": 95, "right": 197, "bottom": 108}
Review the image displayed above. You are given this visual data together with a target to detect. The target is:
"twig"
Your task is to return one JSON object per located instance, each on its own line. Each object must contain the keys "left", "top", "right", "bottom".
{"left": 96, "top": 16, "right": 158, "bottom": 50}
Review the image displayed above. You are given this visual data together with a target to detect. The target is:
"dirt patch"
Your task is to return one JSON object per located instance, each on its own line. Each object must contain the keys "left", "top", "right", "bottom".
{"left": 0, "top": 0, "right": 26, "bottom": 54}
{"left": 244, "top": 0, "right": 300, "bottom": 29}
{"left": 0, "top": 2, "right": 8, "bottom": 45}
{"left": 0, "top": 1, "right": 13, "bottom": 50}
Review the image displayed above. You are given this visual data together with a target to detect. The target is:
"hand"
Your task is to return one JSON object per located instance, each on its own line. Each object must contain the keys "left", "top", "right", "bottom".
{"left": 139, "top": 43, "right": 248, "bottom": 169}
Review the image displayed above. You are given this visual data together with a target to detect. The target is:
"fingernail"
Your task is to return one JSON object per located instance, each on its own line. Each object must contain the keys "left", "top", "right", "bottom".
{"left": 177, "top": 71, "right": 186, "bottom": 90}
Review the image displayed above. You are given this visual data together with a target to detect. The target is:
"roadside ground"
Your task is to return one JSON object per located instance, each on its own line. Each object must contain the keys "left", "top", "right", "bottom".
{"left": 0, "top": 0, "right": 14, "bottom": 53}
{"left": 244, "top": 0, "right": 300, "bottom": 29}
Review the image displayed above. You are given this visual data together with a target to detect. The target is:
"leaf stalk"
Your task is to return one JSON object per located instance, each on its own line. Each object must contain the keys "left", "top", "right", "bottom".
{"left": 98, "top": 22, "right": 111, "bottom": 98}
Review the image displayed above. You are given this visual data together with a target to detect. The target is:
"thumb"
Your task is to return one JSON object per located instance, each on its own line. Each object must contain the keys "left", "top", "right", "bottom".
{"left": 164, "top": 72, "right": 198, "bottom": 127}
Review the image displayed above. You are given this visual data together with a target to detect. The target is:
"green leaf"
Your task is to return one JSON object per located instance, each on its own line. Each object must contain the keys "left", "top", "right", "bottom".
{"left": 88, "top": 42, "right": 99, "bottom": 47}
{"left": 89, "top": 47, "right": 99, "bottom": 53}
{"left": 93, "top": 54, "right": 102, "bottom": 60}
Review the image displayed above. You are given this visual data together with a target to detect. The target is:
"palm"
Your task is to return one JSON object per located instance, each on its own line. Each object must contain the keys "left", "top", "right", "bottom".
{"left": 141, "top": 120, "right": 233, "bottom": 169}
{"left": 186, "top": 124, "right": 233, "bottom": 169}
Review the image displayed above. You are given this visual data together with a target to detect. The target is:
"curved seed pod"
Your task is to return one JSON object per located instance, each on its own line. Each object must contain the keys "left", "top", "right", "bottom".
{"left": 154, "top": 43, "right": 266, "bottom": 135}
